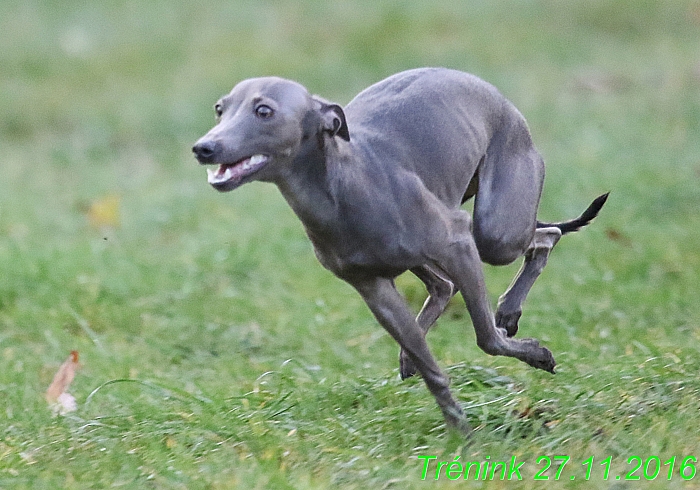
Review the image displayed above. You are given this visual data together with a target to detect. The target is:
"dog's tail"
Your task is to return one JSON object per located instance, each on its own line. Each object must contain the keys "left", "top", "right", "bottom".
{"left": 536, "top": 192, "right": 609, "bottom": 235}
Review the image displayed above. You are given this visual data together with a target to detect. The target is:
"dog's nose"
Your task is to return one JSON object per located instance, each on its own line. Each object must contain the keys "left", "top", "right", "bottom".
{"left": 192, "top": 140, "right": 218, "bottom": 162}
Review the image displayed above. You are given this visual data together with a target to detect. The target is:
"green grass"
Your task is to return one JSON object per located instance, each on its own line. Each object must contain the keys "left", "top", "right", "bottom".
{"left": 2, "top": 0, "right": 700, "bottom": 488}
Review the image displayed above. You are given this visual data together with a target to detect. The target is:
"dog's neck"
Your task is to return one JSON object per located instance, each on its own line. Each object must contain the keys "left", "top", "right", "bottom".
{"left": 275, "top": 139, "right": 347, "bottom": 239}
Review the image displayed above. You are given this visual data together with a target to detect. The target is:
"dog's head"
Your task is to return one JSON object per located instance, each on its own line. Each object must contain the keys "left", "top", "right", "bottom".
{"left": 192, "top": 77, "right": 349, "bottom": 192}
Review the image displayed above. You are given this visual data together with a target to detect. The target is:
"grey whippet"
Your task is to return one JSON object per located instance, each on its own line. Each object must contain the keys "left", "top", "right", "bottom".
{"left": 192, "top": 68, "right": 608, "bottom": 433}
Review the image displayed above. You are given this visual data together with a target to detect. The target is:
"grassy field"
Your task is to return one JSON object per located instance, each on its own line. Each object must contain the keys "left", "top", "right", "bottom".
{"left": 2, "top": 0, "right": 700, "bottom": 488}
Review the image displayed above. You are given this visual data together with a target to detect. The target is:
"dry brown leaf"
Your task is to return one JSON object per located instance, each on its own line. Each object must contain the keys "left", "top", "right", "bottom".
{"left": 46, "top": 351, "right": 80, "bottom": 413}
{"left": 605, "top": 227, "right": 633, "bottom": 248}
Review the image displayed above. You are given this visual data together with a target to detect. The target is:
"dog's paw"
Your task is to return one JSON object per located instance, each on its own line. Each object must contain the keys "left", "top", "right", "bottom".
{"left": 495, "top": 308, "right": 521, "bottom": 337}
{"left": 519, "top": 338, "right": 556, "bottom": 373}
{"left": 399, "top": 351, "right": 418, "bottom": 380}
{"left": 442, "top": 405, "right": 471, "bottom": 437}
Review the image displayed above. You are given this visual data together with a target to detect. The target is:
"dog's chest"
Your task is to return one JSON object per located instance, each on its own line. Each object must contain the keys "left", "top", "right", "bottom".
{"left": 309, "top": 233, "right": 414, "bottom": 280}
{"left": 303, "top": 206, "right": 440, "bottom": 280}
{"left": 293, "top": 165, "right": 455, "bottom": 280}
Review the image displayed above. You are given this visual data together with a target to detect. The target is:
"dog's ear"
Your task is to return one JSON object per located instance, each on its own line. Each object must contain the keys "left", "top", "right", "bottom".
{"left": 314, "top": 97, "right": 350, "bottom": 141}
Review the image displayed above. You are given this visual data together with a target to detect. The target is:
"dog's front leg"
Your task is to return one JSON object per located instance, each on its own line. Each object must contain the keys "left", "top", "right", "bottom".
{"left": 352, "top": 276, "right": 469, "bottom": 434}
{"left": 398, "top": 265, "right": 456, "bottom": 379}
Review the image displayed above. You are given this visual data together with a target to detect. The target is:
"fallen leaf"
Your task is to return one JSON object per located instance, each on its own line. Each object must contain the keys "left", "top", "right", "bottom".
{"left": 86, "top": 194, "right": 121, "bottom": 229}
{"left": 605, "top": 227, "right": 633, "bottom": 247}
{"left": 46, "top": 351, "right": 80, "bottom": 414}
{"left": 56, "top": 392, "right": 78, "bottom": 414}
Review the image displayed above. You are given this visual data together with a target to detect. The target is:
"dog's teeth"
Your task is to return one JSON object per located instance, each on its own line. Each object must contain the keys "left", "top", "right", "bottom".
{"left": 206, "top": 156, "right": 267, "bottom": 185}
{"left": 242, "top": 155, "right": 266, "bottom": 171}
{"left": 206, "top": 168, "right": 219, "bottom": 183}
{"left": 207, "top": 166, "right": 232, "bottom": 184}
{"left": 250, "top": 154, "right": 266, "bottom": 166}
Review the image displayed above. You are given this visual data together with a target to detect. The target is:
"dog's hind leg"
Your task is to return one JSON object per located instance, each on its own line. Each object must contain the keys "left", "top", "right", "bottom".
{"left": 496, "top": 193, "right": 608, "bottom": 336}
{"left": 432, "top": 212, "right": 556, "bottom": 373}
{"left": 399, "top": 265, "right": 456, "bottom": 379}
{"left": 495, "top": 226, "right": 561, "bottom": 337}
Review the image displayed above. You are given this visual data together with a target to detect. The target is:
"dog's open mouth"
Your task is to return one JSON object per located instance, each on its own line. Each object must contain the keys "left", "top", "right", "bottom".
{"left": 206, "top": 154, "right": 269, "bottom": 187}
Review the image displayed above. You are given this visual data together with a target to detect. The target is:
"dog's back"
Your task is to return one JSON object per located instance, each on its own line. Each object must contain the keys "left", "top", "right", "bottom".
{"left": 343, "top": 68, "right": 529, "bottom": 209}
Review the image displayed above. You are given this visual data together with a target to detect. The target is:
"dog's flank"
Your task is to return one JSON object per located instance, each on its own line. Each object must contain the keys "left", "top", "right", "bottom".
{"left": 193, "top": 68, "right": 608, "bottom": 435}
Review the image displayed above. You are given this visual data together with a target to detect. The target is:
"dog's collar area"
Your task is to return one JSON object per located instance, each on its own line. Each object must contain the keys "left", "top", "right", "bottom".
{"left": 206, "top": 154, "right": 269, "bottom": 186}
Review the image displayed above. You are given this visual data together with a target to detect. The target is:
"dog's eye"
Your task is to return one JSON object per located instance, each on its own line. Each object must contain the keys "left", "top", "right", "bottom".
{"left": 255, "top": 104, "right": 274, "bottom": 119}
{"left": 214, "top": 103, "right": 223, "bottom": 118}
